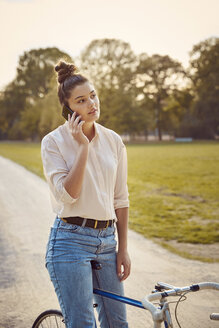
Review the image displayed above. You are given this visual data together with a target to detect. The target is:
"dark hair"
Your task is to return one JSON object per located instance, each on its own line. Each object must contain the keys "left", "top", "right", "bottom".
{"left": 55, "top": 60, "right": 88, "bottom": 106}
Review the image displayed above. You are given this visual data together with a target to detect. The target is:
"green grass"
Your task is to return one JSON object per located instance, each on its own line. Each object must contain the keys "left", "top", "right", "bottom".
{"left": 160, "top": 242, "right": 217, "bottom": 263}
{"left": 0, "top": 142, "right": 44, "bottom": 179}
{"left": 0, "top": 141, "right": 219, "bottom": 249}
{"left": 127, "top": 142, "right": 219, "bottom": 245}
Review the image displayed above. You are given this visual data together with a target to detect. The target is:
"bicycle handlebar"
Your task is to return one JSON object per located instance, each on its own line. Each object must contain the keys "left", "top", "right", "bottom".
{"left": 141, "top": 282, "right": 219, "bottom": 325}
{"left": 210, "top": 313, "right": 219, "bottom": 321}
{"left": 143, "top": 281, "right": 219, "bottom": 303}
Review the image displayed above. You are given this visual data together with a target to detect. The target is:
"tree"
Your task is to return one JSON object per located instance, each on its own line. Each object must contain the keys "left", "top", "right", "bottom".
{"left": 16, "top": 75, "right": 65, "bottom": 140}
{"left": 0, "top": 81, "right": 26, "bottom": 139}
{"left": 136, "top": 53, "right": 186, "bottom": 140}
{"left": 79, "top": 39, "right": 145, "bottom": 134}
{"left": 38, "top": 76, "right": 65, "bottom": 139}
{"left": 162, "top": 89, "right": 194, "bottom": 137}
{"left": 15, "top": 47, "right": 72, "bottom": 102}
{"left": 188, "top": 37, "right": 219, "bottom": 138}
{"left": 0, "top": 47, "right": 72, "bottom": 140}
{"left": 79, "top": 38, "right": 136, "bottom": 90}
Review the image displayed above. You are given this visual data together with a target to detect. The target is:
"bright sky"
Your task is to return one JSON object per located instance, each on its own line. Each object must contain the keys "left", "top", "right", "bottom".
{"left": 0, "top": 0, "right": 218, "bottom": 89}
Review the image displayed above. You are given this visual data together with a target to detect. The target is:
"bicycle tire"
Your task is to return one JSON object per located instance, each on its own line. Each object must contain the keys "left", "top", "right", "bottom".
{"left": 32, "top": 309, "right": 65, "bottom": 328}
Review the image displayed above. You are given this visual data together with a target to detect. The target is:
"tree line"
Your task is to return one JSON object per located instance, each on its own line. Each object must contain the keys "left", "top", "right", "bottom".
{"left": 0, "top": 37, "right": 218, "bottom": 141}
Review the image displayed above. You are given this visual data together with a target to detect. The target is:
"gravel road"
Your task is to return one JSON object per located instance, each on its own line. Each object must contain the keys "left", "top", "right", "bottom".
{"left": 0, "top": 155, "right": 218, "bottom": 328}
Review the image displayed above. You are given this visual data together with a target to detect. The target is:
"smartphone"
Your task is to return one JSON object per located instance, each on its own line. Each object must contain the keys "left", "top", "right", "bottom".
{"left": 62, "top": 104, "right": 81, "bottom": 122}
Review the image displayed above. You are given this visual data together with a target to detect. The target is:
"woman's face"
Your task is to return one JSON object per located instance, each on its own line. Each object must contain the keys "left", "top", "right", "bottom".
{"left": 68, "top": 81, "right": 100, "bottom": 123}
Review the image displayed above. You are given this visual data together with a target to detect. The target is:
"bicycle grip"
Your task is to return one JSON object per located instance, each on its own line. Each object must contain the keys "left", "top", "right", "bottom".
{"left": 210, "top": 313, "right": 219, "bottom": 321}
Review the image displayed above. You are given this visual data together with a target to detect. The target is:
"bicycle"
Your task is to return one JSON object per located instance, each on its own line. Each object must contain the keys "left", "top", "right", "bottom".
{"left": 32, "top": 261, "right": 219, "bottom": 328}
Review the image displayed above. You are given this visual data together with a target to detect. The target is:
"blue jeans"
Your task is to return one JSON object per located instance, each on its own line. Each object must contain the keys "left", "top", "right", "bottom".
{"left": 46, "top": 217, "right": 128, "bottom": 328}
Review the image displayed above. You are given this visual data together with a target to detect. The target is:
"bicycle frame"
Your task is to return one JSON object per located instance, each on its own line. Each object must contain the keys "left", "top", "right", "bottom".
{"left": 93, "top": 288, "right": 170, "bottom": 328}
{"left": 94, "top": 281, "right": 219, "bottom": 328}
{"left": 93, "top": 288, "right": 145, "bottom": 309}
{"left": 32, "top": 281, "right": 219, "bottom": 327}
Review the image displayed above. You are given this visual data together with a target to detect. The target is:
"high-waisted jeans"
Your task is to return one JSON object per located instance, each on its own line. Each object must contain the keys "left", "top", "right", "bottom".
{"left": 45, "top": 217, "right": 128, "bottom": 328}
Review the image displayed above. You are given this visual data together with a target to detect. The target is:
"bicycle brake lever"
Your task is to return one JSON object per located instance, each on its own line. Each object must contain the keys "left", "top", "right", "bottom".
{"left": 157, "top": 282, "right": 177, "bottom": 290}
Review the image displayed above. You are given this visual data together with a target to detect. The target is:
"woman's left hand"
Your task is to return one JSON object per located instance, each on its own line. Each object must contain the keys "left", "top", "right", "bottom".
{"left": 116, "top": 249, "right": 131, "bottom": 282}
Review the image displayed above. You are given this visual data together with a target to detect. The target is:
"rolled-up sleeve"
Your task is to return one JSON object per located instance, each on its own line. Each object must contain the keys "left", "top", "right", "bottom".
{"left": 114, "top": 140, "right": 129, "bottom": 209}
{"left": 41, "top": 135, "right": 77, "bottom": 204}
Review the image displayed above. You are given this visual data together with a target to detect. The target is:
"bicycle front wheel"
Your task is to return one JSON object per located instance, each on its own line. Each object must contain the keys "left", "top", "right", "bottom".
{"left": 32, "top": 309, "right": 65, "bottom": 328}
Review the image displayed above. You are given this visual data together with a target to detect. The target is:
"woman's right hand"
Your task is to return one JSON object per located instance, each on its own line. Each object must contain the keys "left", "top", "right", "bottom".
{"left": 68, "top": 112, "right": 89, "bottom": 145}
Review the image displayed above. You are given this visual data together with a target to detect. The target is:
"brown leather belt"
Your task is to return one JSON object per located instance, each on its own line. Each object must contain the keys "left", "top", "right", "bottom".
{"left": 61, "top": 216, "right": 115, "bottom": 229}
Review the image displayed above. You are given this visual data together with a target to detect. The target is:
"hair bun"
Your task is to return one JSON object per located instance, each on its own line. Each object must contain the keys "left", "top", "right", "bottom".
{"left": 55, "top": 61, "right": 77, "bottom": 84}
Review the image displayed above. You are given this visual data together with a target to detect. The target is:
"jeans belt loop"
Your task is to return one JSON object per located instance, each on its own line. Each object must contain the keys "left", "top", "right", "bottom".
{"left": 82, "top": 218, "right": 87, "bottom": 227}
{"left": 94, "top": 220, "right": 98, "bottom": 229}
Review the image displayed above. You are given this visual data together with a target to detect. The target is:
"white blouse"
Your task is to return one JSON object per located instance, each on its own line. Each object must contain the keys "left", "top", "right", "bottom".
{"left": 41, "top": 121, "right": 129, "bottom": 221}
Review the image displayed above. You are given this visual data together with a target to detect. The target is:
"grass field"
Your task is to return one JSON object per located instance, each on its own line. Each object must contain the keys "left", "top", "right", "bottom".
{"left": 0, "top": 141, "right": 218, "bottom": 261}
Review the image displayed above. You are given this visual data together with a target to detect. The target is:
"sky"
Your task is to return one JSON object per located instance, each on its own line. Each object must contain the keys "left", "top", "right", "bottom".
{"left": 0, "top": 0, "right": 218, "bottom": 89}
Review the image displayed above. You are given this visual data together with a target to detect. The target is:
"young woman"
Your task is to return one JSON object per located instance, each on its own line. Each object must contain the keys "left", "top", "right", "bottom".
{"left": 41, "top": 60, "right": 131, "bottom": 328}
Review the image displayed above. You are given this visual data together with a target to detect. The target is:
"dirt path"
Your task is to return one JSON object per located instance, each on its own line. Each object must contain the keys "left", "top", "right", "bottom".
{"left": 0, "top": 155, "right": 218, "bottom": 328}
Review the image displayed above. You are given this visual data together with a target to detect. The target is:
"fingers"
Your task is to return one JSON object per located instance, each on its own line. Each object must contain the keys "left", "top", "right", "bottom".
{"left": 78, "top": 120, "right": 85, "bottom": 131}
{"left": 117, "top": 255, "right": 131, "bottom": 282}
{"left": 117, "top": 260, "right": 122, "bottom": 279}
{"left": 68, "top": 113, "right": 83, "bottom": 132}
{"left": 69, "top": 112, "right": 81, "bottom": 126}
{"left": 120, "top": 264, "right": 131, "bottom": 282}
{"left": 74, "top": 114, "right": 81, "bottom": 125}
{"left": 117, "top": 264, "right": 130, "bottom": 282}
{"left": 68, "top": 112, "right": 88, "bottom": 144}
